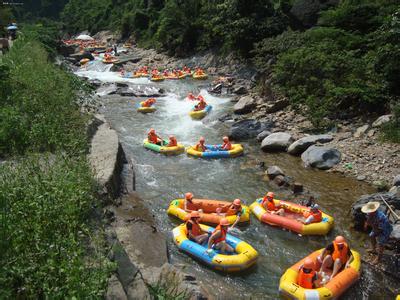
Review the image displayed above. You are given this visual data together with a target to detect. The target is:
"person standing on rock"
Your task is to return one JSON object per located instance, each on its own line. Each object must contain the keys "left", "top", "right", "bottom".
{"left": 362, "top": 201, "right": 393, "bottom": 265}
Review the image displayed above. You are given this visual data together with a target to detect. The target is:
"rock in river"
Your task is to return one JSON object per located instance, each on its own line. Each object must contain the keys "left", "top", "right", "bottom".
{"left": 261, "top": 132, "right": 293, "bottom": 152}
{"left": 233, "top": 95, "right": 256, "bottom": 114}
{"left": 229, "top": 119, "right": 273, "bottom": 141}
{"left": 301, "top": 145, "right": 341, "bottom": 170}
{"left": 288, "top": 134, "right": 333, "bottom": 155}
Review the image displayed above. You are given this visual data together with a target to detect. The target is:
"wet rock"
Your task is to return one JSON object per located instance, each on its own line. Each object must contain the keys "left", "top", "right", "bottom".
{"left": 292, "top": 182, "right": 304, "bottom": 194}
{"left": 357, "top": 175, "right": 366, "bottom": 181}
{"left": 393, "top": 175, "right": 400, "bottom": 186}
{"left": 372, "top": 180, "right": 389, "bottom": 191}
{"left": 69, "top": 51, "right": 94, "bottom": 62}
{"left": 96, "top": 83, "right": 118, "bottom": 96}
{"left": 233, "top": 85, "right": 248, "bottom": 95}
{"left": 233, "top": 95, "right": 256, "bottom": 114}
{"left": 256, "top": 130, "right": 272, "bottom": 142}
{"left": 273, "top": 175, "right": 287, "bottom": 186}
{"left": 264, "top": 98, "right": 290, "bottom": 113}
{"left": 301, "top": 145, "right": 341, "bottom": 170}
{"left": 89, "top": 79, "right": 102, "bottom": 88}
{"left": 266, "top": 166, "right": 284, "bottom": 179}
{"left": 261, "top": 132, "right": 293, "bottom": 152}
{"left": 351, "top": 192, "right": 400, "bottom": 231}
{"left": 372, "top": 114, "right": 392, "bottom": 128}
{"left": 389, "top": 186, "right": 400, "bottom": 197}
{"left": 116, "top": 82, "right": 129, "bottom": 88}
{"left": 354, "top": 124, "right": 370, "bottom": 138}
{"left": 229, "top": 119, "right": 273, "bottom": 140}
{"left": 288, "top": 134, "right": 333, "bottom": 155}
{"left": 117, "top": 86, "right": 163, "bottom": 97}
{"left": 208, "top": 83, "right": 222, "bottom": 94}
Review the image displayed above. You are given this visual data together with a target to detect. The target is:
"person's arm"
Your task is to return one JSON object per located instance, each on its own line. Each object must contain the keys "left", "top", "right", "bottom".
{"left": 231, "top": 214, "right": 240, "bottom": 229}
{"left": 303, "top": 215, "right": 315, "bottom": 225}
{"left": 186, "top": 223, "right": 194, "bottom": 239}
{"left": 184, "top": 201, "right": 192, "bottom": 212}
{"left": 345, "top": 248, "right": 353, "bottom": 268}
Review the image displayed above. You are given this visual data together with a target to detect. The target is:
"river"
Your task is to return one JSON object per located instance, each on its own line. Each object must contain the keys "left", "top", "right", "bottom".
{"left": 76, "top": 60, "right": 397, "bottom": 299}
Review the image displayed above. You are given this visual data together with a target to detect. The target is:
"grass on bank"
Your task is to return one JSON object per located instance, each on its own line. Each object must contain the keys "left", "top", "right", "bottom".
{"left": 0, "top": 27, "right": 113, "bottom": 298}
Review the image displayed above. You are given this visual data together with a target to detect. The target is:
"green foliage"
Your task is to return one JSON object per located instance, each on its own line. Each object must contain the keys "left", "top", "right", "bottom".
{"left": 381, "top": 104, "right": 400, "bottom": 143}
{"left": 0, "top": 33, "right": 88, "bottom": 157}
{"left": 0, "top": 5, "right": 15, "bottom": 36}
{"left": 0, "top": 154, "right": 113, "bottom": 298}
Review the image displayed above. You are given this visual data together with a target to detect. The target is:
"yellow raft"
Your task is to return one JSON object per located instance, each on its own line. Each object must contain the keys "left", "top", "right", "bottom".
{"left": 167, "top": 198, "right": 250, "bottom": 225}
{"left": 186, "top": 144, "right": 244, "bottom": 158}
{"left": 279, "top": 249, "right": 361, "bottom": 300}
{"left": 80, "top": 58, "right": 90, "bottom": 65}
{"left": 137, "top": 102, "right": 156, "bottom": 113}
{"left": 193, "top": 73, "right": 208, "bottom": 80}
{"left": 172, "top": 223, "right": 258, "bottom": 272}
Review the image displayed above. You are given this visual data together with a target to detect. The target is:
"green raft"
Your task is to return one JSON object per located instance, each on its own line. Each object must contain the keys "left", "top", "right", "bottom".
{"left": 143, "top": 139, "right": 185, "bottom": 155}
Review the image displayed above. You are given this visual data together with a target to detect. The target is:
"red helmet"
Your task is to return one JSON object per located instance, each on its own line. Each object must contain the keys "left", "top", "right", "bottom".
{"left": 185, "top": 192, "right": 193, "bottom": 200}
{"left": 223, "top": 136, "right": 229, "bottom": 142}
{"left": 169, "top": 135, "right": 176, "bottom": 140}
{"left": 149, "top": 128, "right": 155, "bottom": 133}
{"left": 335, "top": 235, "right": 345, "bottom": 245}
{"left": 303, "top": 258, "right": 314, "bottom": 269}
{"left": 220, "top": 218, "right": 230, "bottom": 226}
{"left": 199, "top": 137, "right": 205, "bottom": 143}
{"left": 266, "top": 192, "right": 274, "bottom": 199}
{"left": 233, "top": 199, "right": 241, "bottom": 206}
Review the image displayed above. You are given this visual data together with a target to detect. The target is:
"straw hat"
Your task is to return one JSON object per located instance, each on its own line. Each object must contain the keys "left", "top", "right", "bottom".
{"left": 361, "top": 201, "right": 380, "bottom": 214}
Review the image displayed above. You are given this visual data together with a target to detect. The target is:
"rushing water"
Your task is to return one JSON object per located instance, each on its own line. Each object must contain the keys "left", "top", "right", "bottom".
{"left": 76, "top": 65, "right": 397, "bottom": 299}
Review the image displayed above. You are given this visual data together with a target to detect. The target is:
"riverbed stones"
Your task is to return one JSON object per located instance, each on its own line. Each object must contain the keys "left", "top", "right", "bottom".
{"left": 261, "top": 132, "right": 293, "bottom": 152}
{"left": 393, "top": 175, "right": 400, "bottom": 186}
{"left": 229, "top": 119, "right": 273, "bottom": 140}
{"left": 264, "top": 98, "right": 290, "bottom": 113}
{"left": 288, "top": 134, "right": 333, "bottom": 155}
{"left": 301, "top": 145, "right": 341, "bottom": 170}
{"left": 233, "top": 85, "right": 248, "bottom": 95}
{"left": 372, "top": 114, "right": 392, "bottom": 127}
{"left": 233, "top": 95, "right": 256, "bottom": 114}
{"left": 266, "top": 166, "right": 284, "bottom": 179}
{"left": 256, "top": 130, "right": 272, "bottom": 142}
{"left": 354, "top": 124, "right": 370, "bottom": 138}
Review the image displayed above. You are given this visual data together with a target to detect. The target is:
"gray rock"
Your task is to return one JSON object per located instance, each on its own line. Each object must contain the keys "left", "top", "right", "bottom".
{"left": 265, "top": 98, "right": 290, "bottom": 113}
{"left": 256, "top": 130, "right": 272, "bottom": 142}
{"left": 393, "top": 175, "right": 400, "bottom": 186}
{"left": 105, "top": 275, "right": 128, "bottom": 300}
{"left": 266, "top": 166, "right": 284, "bottom": 178}
{"left": 273, "top": 175, "right": 287, "bottom": 186}
{"left": 233, "top": 95, "right": 256, "bottom": 114}
{"left": 233, "top": 85, "right": 248, "bottom": 95}
{"left": 301, "top": 145, "right": 341, "bottom": 170}
{"left": 354, "top": 124, "right": 370, "bottom": 138}
{"left": 372, "top": 180, "right": 389, "bottom": 191}
{"left": 261, "top": 132, "right": 293, "bottom": 152}
{"left": 229, "top": 119, "right": 273, "bottom": 140}
{"left": 292, "top": 182, "right": 304, "bottom": 194}
{"left": 288, "top": 134, "right": 333, "bottom": 155}
{"left": 357, "top": 175, "right": 366, "bottom": 181}
{"left": 372, "top": 114, "right": 392, "bottom": 128}
{"left": 391, "top": 224, "right": 400, "bottom": 239}
{"left": 389, "top": 186, "right": 400, "bottom": 197}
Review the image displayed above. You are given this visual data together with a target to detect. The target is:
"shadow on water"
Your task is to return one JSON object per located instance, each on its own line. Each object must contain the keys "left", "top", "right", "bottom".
{"left": 77, "top": 69, "right": 396, "bottom": 299}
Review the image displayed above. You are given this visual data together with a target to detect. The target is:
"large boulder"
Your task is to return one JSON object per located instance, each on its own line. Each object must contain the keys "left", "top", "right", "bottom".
{"left": 266, "top": 166, "right": 284, "bottom": 179}
{"left": 229, "top": 119, "right": 273, "bottom": 140}
{"left": 372, "top": 114, "right": 392, "bottom": 128}
{"left": 301, "top": 145, "right": 341, "bottom": 170}
{"left": 264, "top": 98, "right": 290, "bottom": 113}
{"left": 256, "top": 130, "right": 272, "bottom": 142}
{"left": 288, "top": 134, "right": 333, "bottom": 155}
{"left": 353, "top": 124, "right": 370, "bottom": 138}
{"left": 261, "top": 132, "right": 293, "bottom": 152}
{"left": 233, "top": 95, "right": 256, "bottom": 114}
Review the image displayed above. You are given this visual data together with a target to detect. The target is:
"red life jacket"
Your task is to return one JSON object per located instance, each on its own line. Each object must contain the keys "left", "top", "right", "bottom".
{"left": 226, "top": 205, "right": 242, "bottom": 216}
{"left": 197, "top": 101, "right": 206, "bottom": 110}
{"left": 297, "top": 268, "right": 316, "bottom": 289}
{"left": 212, "top": 225, "right": 227, "bottom": 244}
{"left": 148, "top": 133, "right": 158, "bottom": 144}
{"left": 185, "top": 219, "right": 202, "bottom": 237}
{"left": 167, "top": 139, "right": 177, "bottom": 147}
{"left": 332, "top": 242, "right": 349, "bottom": 265}
{"left": 142, "top": 100, "right": 153, "bottom": 107}
{"left": 221, "top": 142, "right": 232, "bottom": 150}
{"left": 262, "top": 197, "right": 277, "bottom": 211}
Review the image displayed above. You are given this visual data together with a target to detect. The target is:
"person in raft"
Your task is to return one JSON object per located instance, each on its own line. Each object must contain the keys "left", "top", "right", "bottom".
{"left": 222, "top": 199, "right": 243, "bottom": 228}
{"left": 300, "top": 204, "right": 322, "bottom": 224}
{"left": 317, "top": 235, "right": 353, "bottom": 280}
{"left": 194, "top": 96, "right": 207, "bottom": 111}
{"left": 261, "top": 192, "right": 285, "bottom": 216}
{"left": 194, "top": 137, "right": 207, "bottom": 152}
{"left": 297, "top": 258, "right": 320, "bottom": 289}
{"left": 166, "top": 135, "right": 178, "bottom": 147}
{"left": 362, "top": 201, "right": 393, "bottom": 265}
{"left": 147, "top": 128, "right": 162, "bottom": 145}
{"left": 220, "top": 136, "right": 232, "bottom": 151}
{"left": 184, "top": 192, "right": 200, "bottom": 212}
{"left": 207, "top": 218, "right": 234, "bottom": 255}
{"left": 141, "top": 98, "right": 156, "bottom": 107}
{"left": 186, "top": 211, "right": 209, "bottom": 244}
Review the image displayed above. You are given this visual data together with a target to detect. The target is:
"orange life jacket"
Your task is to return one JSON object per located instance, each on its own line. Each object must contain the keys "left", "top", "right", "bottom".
{"left": 197, "top": 101, "right": 206, "bottom": 110}
{"left": 297, "top": 268, "right": 316, "bottom": 289}
{"left": 185, "top": 219, "right": 202, "bottom": 237}
{"left": 212, "top": 225, "right": 227, "bottom": 244}
{"left": 262, "top": 197, "right": 277, "bottom": 211}
{"left": 142, "top": 100, "right": 153, "bottom": 107}
{"left": 195, "top": 143, "right": 206, "bottom": 152}
{"left": 303, "top": 210, "right": 322, "bottom": 223}
{"left": 148, "top": 133, "right": 158, "bottom": 144}
{"left": 221, "top": 142, "right": 232, "bottom": 150}
{"left": 185, "top": 199, "right": 199, "bottom": 211}
{"left": 226, "top": 205, "right": 242, "bottom": 216}
{"left": 332, "top": 242, "right": 349, "bottom": 264}
{"left": 167, "top": 139, "right": 177, "bottom": 147}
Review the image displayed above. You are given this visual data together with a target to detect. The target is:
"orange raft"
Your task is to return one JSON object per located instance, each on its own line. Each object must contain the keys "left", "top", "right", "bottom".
{"left": 250, "top": 198, "right": 334, "bottom": 235}
{"left": 167, "top": 198, "right": 250, "bottom": 225}
{"left": 279, "top": 248, "right": 361, "bottom": 299}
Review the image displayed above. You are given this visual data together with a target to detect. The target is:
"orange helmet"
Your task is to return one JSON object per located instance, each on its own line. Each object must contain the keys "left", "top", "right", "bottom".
{"left": 223, "top": 136, "right": 229, "bottom": 142}
{"left": 169, "top": 135, "right": 176, "bottom": 140}
{"left": 233, "top": 199, "right": 241, "bottom": 206}
{"left": 267, "top": 192, "right": 274, "bottom": 198}
{"left": 303, "top": 258, "right": 315, "bottom": 270}
{"left": 335, "top": 235, "right": 345, "bottom": 245}
{"left": 220, "top": 218, "right": 230, "bottom": 226}
{"left": 190, "top": 211, "right": 200, "bottom": 218}
{"left": 149, "top": 128, "right": 155, "bottom": 134}
{"left": 199, "top": 137, "right": 205, "bottom": 143}
{"left": 185, "top": 192, "right": 193, "bottom": 200}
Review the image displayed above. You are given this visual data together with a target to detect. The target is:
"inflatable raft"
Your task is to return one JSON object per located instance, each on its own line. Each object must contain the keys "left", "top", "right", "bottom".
{"left": 279, "top": 249, "right": 361, "bottom": 299}
{"left": 172, "top": 223, "right": 258, "bottom": 272}
{"left": 150, "top": 75, "right": 165, "bottom": 82}
{"left": 137, "top": 102, "right": 156, "bottom": 113}
{"left": 250, "top": 198, "right": 334, "bottom": 235}
{"left": 186, "top": 144, "right": 244, "bottom": 158}
{"left": 102, "top": 58, "right": 119, "bottom": 64}
{"left": 80, "top": 58, "right": 90, "bottom": 65}
{"left": 143, "top": 139, "right": 184, "bottom": 155}
{"left": 189, "top": 105, "right": 212, "bottom": 120}
{"left": 167, "top": 198, "right": 250, "bottom": 225}
{"left": 193, "top": 73, "right": 208, "bottom": 80}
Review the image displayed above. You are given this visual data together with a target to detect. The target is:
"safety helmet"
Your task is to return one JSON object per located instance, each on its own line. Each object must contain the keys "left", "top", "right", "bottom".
{"left": 199, "top": 137, "right": 205, "bottom": 142}
{"left": 223, "top": 136, "right": 229, "bottom": 142}
{"left": 169, "top": 135, "right": 176, "bottom": 140}
{"left": 233, "top": 199, "right": 241, "bottom": 206}
{"left": 303, "top": 258, "right": 314, "bottom": 269}
{"left": 185, "top": 192, "right": 193, "bottom": 200}
{"left": 220, "top": 218, "right": 230, "bottom": 226}
{"left": 335, "top": 235, "right": 345, "bottom": 245}
{"left": 266, "top": 192, "right": 274, "bottom": 198}
{"left": 149, "top": 128, "right": 155, "bottom": 133}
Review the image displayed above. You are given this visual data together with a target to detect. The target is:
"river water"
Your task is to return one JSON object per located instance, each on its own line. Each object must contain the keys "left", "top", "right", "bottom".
{"left": 76, "top": 62, "right": 397, "bottom": 299}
